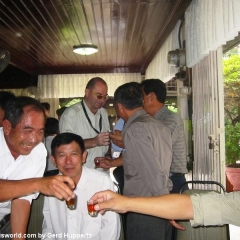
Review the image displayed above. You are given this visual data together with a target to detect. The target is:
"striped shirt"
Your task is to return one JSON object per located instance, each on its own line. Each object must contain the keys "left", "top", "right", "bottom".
{"left": 155, "top": 106, "right": 188, "bottom": 173}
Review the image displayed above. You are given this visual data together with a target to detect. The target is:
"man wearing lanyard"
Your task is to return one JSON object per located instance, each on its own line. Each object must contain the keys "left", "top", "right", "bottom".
{"left": 59, "top": 77, "right": 111, "bottom": 170}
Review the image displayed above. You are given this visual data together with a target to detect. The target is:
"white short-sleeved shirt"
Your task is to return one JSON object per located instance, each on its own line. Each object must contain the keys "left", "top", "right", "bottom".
{"left": 42, "top": 167, "right": 120, "bottom": 240}
{"left": 0, "top": 127, "right": 47, "bottom": 220}
{"left": 59, "top": 100, "right": 110, "bottom": 169}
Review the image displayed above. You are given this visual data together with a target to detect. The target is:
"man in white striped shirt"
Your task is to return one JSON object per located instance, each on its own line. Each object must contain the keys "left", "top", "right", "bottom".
{"left": 141, "top": 79, "right": 188, "bottom": 193}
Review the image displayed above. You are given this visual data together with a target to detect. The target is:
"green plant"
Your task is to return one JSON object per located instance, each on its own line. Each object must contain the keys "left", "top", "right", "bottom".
{"left": 167, "top": 105, "right": 177, "bottom": 113}
{"left": 223, "top": 47, "right": 240, "bottom": 165}
{"left": 223, "top": 54, "right": 240, "bottom": 125}
{"left": 225, "top": 122, "right": 240, "bottom": 165}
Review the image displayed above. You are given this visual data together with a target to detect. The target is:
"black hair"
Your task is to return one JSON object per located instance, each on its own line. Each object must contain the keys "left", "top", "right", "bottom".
{"left": 56, "top": 106, "right": 67, "bottom": 118}
{"left": 41, "top": 102, "right": 50, "bottom": 111}
{"left": 85, "top": 77, "right": 107, "bottom": 90}
{"left": 51, "top": 132, "right": 86, "bottom": 157}
{"left": 4, "top": 96, "right": 46, "bottom": 128}
{"left": 141, "top": 79, "right": 166, "bottom": 103}
{"left": 45, "top": 117, "right": 59, "bottom": 135}
{"left": 114, "top": 82, "right": 143, "bottom": 110}
{"left": 0, "top": 91, "right": 16, "bottom": 109}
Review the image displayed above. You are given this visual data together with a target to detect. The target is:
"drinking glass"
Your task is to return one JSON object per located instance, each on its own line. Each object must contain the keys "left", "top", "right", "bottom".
{"left": 87, "top": 200, "right": 97, "bottom": 217}
{"left": 94, "top": 159, "right": 100, "bottom": 168}
{"left": 66, "top": 195, "right": 77, "bottom": 210}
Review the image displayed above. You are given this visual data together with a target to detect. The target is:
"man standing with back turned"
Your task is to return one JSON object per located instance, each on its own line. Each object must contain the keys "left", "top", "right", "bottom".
{"left": 59, "top": 77, "right": 111, "bottom": 170}
{"left": 141, "top": 79, "right": 188, "bottom": 193}
{"left": 114, "top": 82, "right": 173, "bottom": 240}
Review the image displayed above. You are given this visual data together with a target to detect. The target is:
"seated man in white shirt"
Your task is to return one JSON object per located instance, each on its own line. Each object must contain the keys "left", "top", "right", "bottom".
{"left": 42, "top": 133, "right": 120, "bottom": 240}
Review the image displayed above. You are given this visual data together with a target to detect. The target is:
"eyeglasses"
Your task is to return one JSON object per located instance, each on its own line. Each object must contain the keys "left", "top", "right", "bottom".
{"left": 90, "top": 91, "right": 109, "bottom": 100}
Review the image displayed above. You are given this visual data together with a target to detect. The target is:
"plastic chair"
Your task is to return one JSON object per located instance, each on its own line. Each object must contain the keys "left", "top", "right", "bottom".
{"left": 174, "top": 180, "right": 230, "bottom": 240}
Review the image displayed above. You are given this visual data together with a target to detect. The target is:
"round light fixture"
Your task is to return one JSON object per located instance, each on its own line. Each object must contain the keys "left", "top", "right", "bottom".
{"left": 73, "top": 44, "right": 98, "bottom": 55}
{"left": 167, "top": 49, "right": 186, "bottom": 67}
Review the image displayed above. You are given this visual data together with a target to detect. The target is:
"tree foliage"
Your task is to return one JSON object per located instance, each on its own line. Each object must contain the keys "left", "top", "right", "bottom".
{"left": 223, "top": 48, "right": 240, "bottom": 164}
{"left": 223, "top": 54, "right": 240, "bottom": 125}
{"left": 225, "top": 123, "right": 240, "bottom": 164}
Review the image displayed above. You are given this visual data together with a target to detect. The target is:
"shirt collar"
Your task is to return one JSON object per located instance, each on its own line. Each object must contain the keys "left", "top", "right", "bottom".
{"left": 122, "top": 109, "right": 146, "bottom": 135}
{"left": 0, "top": 127, "right": 11, "bottom": 158}
{"left": 82, "top": 99, "right": 101, "bottom": 116}
{"left": 154, "top": 105, "right": 167, "bottom": 120}
{"left": 75, "top": 167, "right": 87, "bottom": 192}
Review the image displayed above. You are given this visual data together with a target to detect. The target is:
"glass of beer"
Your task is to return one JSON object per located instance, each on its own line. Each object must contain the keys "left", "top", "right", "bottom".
{"left": 87, "top": 200, "right": 97, "bottom": 217}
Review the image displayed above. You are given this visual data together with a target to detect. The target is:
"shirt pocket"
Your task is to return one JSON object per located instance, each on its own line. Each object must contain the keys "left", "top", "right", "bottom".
{"left": 78, "top": 212, "right": 102, "bottom": 239}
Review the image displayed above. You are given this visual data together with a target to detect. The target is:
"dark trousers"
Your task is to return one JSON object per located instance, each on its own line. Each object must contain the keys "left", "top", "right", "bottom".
{"left": 169, "top": 174, "right": 188, "bottom": 193}
{"left": 126, "top": 212, "right": 172, "bottom": 240}
{"left": 0, "top": 214, "right": 11, "bottom": 239}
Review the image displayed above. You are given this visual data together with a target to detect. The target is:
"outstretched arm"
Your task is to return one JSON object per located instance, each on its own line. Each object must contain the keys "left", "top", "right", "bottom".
{"left": 0, "top": 175, "right": 75, "bottom": 202}
{"left": 90, "top": 190, "right": 193, "bottom": 220}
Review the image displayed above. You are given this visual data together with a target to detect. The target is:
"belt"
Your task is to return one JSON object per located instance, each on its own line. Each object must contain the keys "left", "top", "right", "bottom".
{"left": 169, "top": 172, "right": 185, "bottom": 177}
{"left": 0, "top": 214, "right": 10, "bottom": 230}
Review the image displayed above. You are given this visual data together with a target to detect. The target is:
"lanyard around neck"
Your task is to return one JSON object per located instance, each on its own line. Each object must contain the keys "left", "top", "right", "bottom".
{"left": 81, "top": 100, "right": 102, "bottom": 134}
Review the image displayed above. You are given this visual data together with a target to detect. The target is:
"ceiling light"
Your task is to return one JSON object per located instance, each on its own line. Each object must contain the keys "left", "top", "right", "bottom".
{"left": 73, "top": 44, "right": 98, "bottom": 55}
{"left": 15, "top": 32, "right": 22, "bottom": 37}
